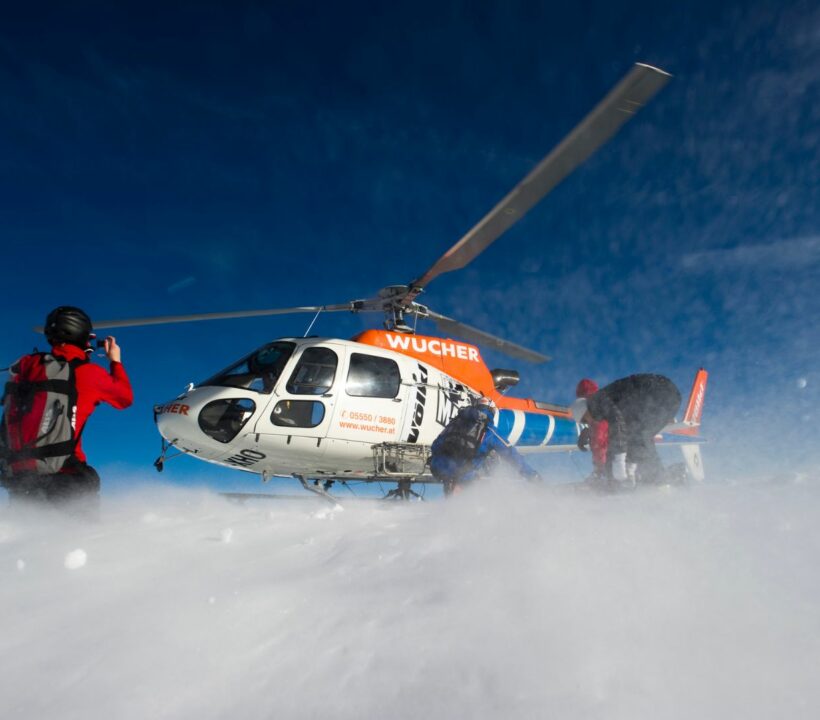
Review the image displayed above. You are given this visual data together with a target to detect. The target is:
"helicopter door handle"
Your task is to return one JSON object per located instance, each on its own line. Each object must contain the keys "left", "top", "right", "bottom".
{"left": 323, "top": 393, "right": 333, "bottom": 398}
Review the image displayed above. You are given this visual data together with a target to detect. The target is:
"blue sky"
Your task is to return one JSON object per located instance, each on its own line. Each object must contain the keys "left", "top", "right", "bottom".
{"left": 1, "top": 0, "right": 818, "bottom": 491}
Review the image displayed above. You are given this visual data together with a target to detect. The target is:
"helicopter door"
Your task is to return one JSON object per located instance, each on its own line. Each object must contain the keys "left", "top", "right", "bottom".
{"left": 328, "top": 351, "right": 407, "bottom": 447}
{"left": 251, "top": 343, "right": 344, "bottom": 470}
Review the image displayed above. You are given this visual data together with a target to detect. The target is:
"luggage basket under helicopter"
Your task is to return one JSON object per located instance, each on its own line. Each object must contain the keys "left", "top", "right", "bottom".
{"left": 372, "top": 442, "right": 432, "bottom": 480}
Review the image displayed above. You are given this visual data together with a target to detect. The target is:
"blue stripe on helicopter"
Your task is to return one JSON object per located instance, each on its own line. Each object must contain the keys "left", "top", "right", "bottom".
{"left": 495, "top": 409, "right": 516, "bottom": 439}
{"left": 495, "top": 410, "right": 578, "bottom": 447}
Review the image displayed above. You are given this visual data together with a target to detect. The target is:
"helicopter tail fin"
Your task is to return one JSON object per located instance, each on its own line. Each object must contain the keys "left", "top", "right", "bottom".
{"left": 681, "top": 368, "right": 708, "bottom": 431}
{"left": 662, "top": 369, "right": 708, "bottom": 436}
{"left": 661, "top": 369, "right": 708, "bottom": 481}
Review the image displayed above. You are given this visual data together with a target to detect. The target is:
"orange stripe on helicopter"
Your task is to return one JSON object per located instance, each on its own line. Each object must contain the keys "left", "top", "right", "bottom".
{"left": 351, "top": 330, "right": 569, "bottom": 417}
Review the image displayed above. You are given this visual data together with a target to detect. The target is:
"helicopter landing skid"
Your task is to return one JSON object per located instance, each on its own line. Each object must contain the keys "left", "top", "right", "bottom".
{"left": 153, "top": 438, "right": 187, "bottom": 473}
{"left": 382, "top": 479, "right": 424, "bottom": 501}
{"left": 293, "top": 474, "right": 340, "bottom": 506}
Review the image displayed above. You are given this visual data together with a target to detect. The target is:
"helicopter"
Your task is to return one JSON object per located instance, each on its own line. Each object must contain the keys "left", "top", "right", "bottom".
{"left": 67, "top": 63, "right": 708, "bottom": 500}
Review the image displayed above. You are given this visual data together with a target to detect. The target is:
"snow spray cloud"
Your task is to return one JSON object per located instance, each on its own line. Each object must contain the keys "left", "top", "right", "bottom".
{"left": 1, "top": 477, "right": 819, "bottom": 719}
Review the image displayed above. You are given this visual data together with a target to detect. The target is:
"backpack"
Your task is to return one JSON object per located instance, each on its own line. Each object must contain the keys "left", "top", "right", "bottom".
{"left": 1, "top": 352, "right": 85, "bottom": 478}
{"left": 434, "top": 407, "right": 491, "bottom": 464}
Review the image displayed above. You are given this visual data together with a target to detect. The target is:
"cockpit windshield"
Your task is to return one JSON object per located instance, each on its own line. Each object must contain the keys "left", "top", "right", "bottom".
{"left": 200, "top": 341, "right": 296, "bottom": 393}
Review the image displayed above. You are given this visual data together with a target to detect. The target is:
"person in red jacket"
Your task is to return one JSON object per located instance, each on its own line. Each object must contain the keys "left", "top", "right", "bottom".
{"left": 2, "top": 306, "right": 133, "bottom": 513}
{"left": 575, "top": 378, "right": 610, "bottom": 485}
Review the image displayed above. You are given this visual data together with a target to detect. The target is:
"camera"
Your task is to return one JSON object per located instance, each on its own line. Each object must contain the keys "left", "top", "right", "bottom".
{"left": 96, "top": 339, "right": 107, "bottom": 349}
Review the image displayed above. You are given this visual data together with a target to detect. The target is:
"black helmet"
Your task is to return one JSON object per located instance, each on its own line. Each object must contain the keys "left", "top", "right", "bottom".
{"left": 44, "top": 306, "right": 93, "bottom": 348}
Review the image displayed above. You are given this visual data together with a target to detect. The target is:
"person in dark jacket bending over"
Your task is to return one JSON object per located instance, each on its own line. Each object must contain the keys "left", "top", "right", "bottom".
{"left": 570, "top": 374, "right": 681, "bottom": 486}
{"left": 431, "top": 397, "right": 540, "bottom": 495}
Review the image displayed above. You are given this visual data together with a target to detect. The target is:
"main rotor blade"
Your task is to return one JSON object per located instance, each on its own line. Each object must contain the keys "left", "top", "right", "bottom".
{"left": 34, "top": 304, "right": 357, "bottom": 332}
{"left": 410, "top": 63, "right": 671, "bottom": 292}
{"left": 426, "top": 310, "right": 550, "bottom": 364}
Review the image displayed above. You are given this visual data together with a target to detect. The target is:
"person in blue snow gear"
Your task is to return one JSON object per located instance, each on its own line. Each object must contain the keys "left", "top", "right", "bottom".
{"left": 430, "top": 397, "right": 541, "bottom": 496}
{"left": 570, "top": 373, "right": 681, "bottom": 487}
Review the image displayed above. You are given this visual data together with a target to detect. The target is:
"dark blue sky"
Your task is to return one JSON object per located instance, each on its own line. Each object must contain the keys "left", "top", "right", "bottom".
{"left": 1, "top": 0, "right": 818, "bottom": 488}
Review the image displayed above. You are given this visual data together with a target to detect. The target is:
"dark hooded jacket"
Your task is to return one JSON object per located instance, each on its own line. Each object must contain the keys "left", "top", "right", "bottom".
{"left": 586, "top": 374, "right": 681, "bottom": 455}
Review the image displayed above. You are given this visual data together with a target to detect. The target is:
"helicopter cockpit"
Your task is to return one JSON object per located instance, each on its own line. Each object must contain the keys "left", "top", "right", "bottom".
{"left": 201, "top": 341, "right": 295, "bottom": 393}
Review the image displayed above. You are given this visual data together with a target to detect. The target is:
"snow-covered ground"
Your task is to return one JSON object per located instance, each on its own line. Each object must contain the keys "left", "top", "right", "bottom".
{"left": 1, "top": 476, "right": 819, "bottom": 720}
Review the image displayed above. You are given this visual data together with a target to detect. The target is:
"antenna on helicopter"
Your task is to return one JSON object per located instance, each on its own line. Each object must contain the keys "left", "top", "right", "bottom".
{"left": 303, "top": 307, "right": 324, "bottom": 337}
{"left": 51, "top": 63, "right": 671, "bottom": 365}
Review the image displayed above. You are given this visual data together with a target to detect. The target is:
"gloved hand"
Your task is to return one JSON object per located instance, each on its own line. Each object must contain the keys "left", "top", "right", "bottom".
{"left": 576, "top": 426, "right": 590, "bottom": 452}
{"left": 611, "top": 453, "right": 627, "bottom": 481}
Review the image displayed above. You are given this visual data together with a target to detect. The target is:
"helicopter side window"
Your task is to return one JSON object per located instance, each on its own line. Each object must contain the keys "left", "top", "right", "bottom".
{"left": 271, "top": 400, "right": 325, "bottom": 428}
{"left": 286, "top": 347, "right": 338, "bottom": 395}
{"left": 200, "top": 342, "right": 295, "bottom": 394}
{"left": 346, "top": 353, "right": 401, "bottom": 398}
{"left": 198, "top": 398, "right": 256, "bottom": 444}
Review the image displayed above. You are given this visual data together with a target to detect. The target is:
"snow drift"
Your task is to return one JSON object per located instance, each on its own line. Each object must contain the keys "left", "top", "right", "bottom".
{"left": 1, "top": 476, "right": 819, "bottom": 719}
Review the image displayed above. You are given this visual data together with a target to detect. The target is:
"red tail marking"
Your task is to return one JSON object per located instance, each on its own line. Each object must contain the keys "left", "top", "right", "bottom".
{"left": 672, "top": 368, "right": 708, "bottom": 436}
{"left": 683, "top": 368, "right": 708, "bottom": 425}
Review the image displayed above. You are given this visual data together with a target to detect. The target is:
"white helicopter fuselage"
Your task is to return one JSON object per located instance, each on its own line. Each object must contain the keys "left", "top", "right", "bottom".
{"left": 154, "top": 335, "right": 578, "bottom": 482}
